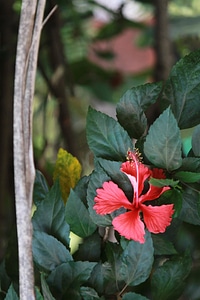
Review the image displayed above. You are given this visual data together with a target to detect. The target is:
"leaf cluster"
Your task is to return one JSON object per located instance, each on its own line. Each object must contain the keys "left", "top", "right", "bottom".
{"left": 2, "top": 50, "right": 200, "bottom": 300}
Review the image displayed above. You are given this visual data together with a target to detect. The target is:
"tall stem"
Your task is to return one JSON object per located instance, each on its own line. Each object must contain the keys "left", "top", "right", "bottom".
{"left": 13, "top": 0, "right": 46, "bottom": 298}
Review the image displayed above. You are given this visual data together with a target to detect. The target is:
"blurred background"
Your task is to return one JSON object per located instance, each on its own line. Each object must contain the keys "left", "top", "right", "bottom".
{"left": 1, "top": 0, "right": 200, "bottom": 297}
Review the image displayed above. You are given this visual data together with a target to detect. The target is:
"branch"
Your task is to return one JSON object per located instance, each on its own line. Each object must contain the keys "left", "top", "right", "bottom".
{"left": 13, "top": 0, "right": 46, "bottom": 299}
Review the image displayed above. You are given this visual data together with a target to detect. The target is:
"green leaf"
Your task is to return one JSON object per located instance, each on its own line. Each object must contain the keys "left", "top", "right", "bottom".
{"left": 152, "top": 235, "right": 177, "bottom": 255}
{"left": 179, "top": 157, "right": 200, "bottom": 172}
{"left": 87, "top": 169, "right": 112, "bottom": 227}
{"left": 74, "top": 232, "right": 101, "bottom": 262}
{"left": 86, "top": 107, "right": 133, "bottom": 160}
{"left": 35, "top": 287, "right": 44, "bottom": 300}
{"left": 122, "top": 292, "right": 149, "bottom": 300}
{"left": 179, "top": 187, "right": 200, "bottom": 225}
{"left": 33, "top": 170, "right": 49, "bottom": 206}
{"left": 32, "top": 180, "right": 70, "bottom": 247}
{"left": 40, "top": 273, "right": 56, "bottom": 300}
{"left": 103, "top": 232, "right": 154, "bottom": 290}
{"left": 88, "top": 262, "right": 111, "bottom": 295}
{"left": 151, "top": 254, "right": 192, "bottom": 300}
{"left": 105, "top": 242, "right": 124, "bottom": 286}
{"left": 174, "top": 171, "right": 200, "bottom": 183}
{"left": 32, "top": 231, "right": 73, "bottom": 272}
{"left": 161, "top": 50, "right": 200, "bottom": 129}
{"left": 117, "top": 96, "right": 147, "bottom": 139}
{"left": 72, "top": 175, "right": 90, "bottom": 207}
{"left": 66, "top": 188, "right": 97, "bottom": 238}
{"left": 149, "top": 177, "right": 179, "bottom": 188}
{"left": 144, "top": 107, "right": 182, "bottom": 171}
{"left": 80, "top": 287, "right": 100, "bottom": 300}
{"left": 47, "top": 261, "right": 96, "bottom": 293}
{"left": 116, "top": 82, "right": 162, "bottom": 139}
{"left": 120, "top": 231, "right": 154, "bottom": 286}
{"left": 4, "top": 284, "right": 18, "bottom": 300}
{"left": 192, "top": 124, "right": 200, "bottom": 156}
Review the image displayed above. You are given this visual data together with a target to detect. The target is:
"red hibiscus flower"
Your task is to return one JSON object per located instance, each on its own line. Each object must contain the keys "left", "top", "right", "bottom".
{"left": 94, "top": 151, "right": 174, "bottom": 243}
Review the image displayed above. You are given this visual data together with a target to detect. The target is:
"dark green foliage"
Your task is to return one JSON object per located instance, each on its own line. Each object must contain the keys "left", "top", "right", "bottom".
{"left": 144, "top": 107, "right": 182, "bottom": 171}
{"left": 116, "top": 82, "right": 162, "bottom": 139}
{"left": 86, "top": 107, "right": 133, "bottom": 160}
{"left": 30, "top": 49, "right": 200, "bottom": 299}
{"left": 32, "top": 180, "right": 70, "bottom": 248}
{"left": 161, "top": 50, "right": 200, "bottom": 129}
{"left": 66, "top": 188, "right": 97, "bottom": 238}
{"left": 192, "top": 124, "right": 200, "bottom": 156}
{"left": 33, "top": 170, "right": 49, "bottom": 206}
{"left": 4, "top": 284, "right": 19, "bottom": 300}
{"left": 4, "top": 49, "right": 200, "bottom": 299}
{"left": 151, "top": 254, "right": 192, "bottom": 300}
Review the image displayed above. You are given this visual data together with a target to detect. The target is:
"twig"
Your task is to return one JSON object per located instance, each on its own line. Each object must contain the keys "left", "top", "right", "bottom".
{"left": 42, "top": 5, "right": 58, "bottom": 28}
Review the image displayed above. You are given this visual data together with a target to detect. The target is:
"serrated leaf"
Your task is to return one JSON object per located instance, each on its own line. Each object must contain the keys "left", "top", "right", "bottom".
{"left": 66, "top": 188, "right": 97, "bottom": 238}
{"left": 116, "top": 97, "right": 147, "bottom": 139}
{"left": 88, "top": 262, "right": 111, "bottom": 295}
{"left": 4, "top": 284, "right": 18, "bottom": 300}
{"left": 144, "top": 107, "right": 182, "bottom": 171}
{"left": 116, "top": 82, "right": 162, "bottom": 139}
{"left": 87, "top": 169, "right": 112, "bottom": 227}
{"left": 151, "top": 254, "right": 192, "bottom": 300}
{"left": 103, "top": 233, "right": 154, "bottom": 291}
{"left": 161, "top": 50, "right": 200, "bottom": 129}
{"left": 152, "top": 235, "right": 177, "bottom": 255}
{"left": 120, "top": 231, "right": 154, "bottom": 286}
{"left": 53, "top": 148, "right": 82, "bottom": 202}
{"left": 86, "top": 107, "right": 133, "bottom": 160}
{"left": 32, "top": 180, "right": 70, "bottom": 247}
{"left": 72, "top": 175, "right": 90, "bottom": 207}
{"left": 105, "top": 242, "right": 124, "bottom": 285}
{"left": 32, "top": 231, "right": 73, "bottom": 272}
{"left": 80, "top": 287, "right": 100, "bottom": 300}
{"left": 149, "top": 177, "right": 179, "bottom": 188}
{"left": 41, "top": 273, "right": 55, "bottom": 300}
{"left": 47, "top": 261, "right": 96, "bottom": 293}
{"left": 192, "top": 124, "right": 200, "bottom": 156}
{"left": 33, "top": 170, "right": 49, "bottom": 206}
{"left": 174, "top": 171, "right": 200, "bottom": 183}
{"left": 179, "top": 157, "right": 200, "bottom": 172}
{"left": 74, "top": 232, "right": 101, "bottom": 262}
{"left": 122, "top": 292, "right": 149, "bottom": 300}
{"left": 179, "top": 187, "right": 200, "bottom": 225}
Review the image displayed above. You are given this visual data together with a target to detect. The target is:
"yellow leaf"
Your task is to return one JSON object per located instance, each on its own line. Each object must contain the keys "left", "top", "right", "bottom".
{"left": 53, "top": 148, "right": 82, "bottom": 203}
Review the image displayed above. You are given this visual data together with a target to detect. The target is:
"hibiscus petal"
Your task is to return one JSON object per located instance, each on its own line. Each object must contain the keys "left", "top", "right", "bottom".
{"left": 112, "top": 210, "right": 145, "bottom": 243}
{"left": 121, "top": 161, "right": 150, "bottom": 181}
{"left": 121, "top": 161, "right": 150, "bottom": 196}
{"left": 139, "top": 185, "right": 170, "bottom": 203}
{"left": 94, "top": 181, "right": 133, "bottom": 215}
{"left": 141, "top": 204, "right": 174, "bottom": 234}
{"left": 121, "top": 161, "right": 137, "bottom": 177}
